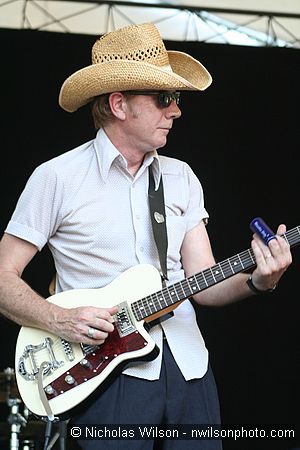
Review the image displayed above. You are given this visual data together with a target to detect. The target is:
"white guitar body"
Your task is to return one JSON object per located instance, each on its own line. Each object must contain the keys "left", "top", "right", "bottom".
{"left": 15, "top": 264, "right": 163, "bottom": 418}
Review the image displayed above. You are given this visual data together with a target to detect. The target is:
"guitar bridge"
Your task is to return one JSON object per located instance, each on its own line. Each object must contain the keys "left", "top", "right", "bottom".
{"left": 18, "top": 337, "right": 64, "bottom": 381}
{"left": 114, "top": 302, "right": 136, "bottom": 337}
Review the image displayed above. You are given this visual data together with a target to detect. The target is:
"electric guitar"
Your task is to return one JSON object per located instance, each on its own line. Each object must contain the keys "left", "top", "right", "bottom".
{"left": 15, "top": 225, "right": 300, "bottom": 419}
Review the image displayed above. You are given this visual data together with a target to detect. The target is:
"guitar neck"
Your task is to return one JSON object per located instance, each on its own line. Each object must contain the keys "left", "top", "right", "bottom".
{"left": 131, "top": 226, "right": 300, "bottom": 322}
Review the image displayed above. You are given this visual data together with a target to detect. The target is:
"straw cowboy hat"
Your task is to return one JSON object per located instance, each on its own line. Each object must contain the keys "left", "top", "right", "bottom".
{"left": 59, "top": 22, "right": 212, "bottom": 113}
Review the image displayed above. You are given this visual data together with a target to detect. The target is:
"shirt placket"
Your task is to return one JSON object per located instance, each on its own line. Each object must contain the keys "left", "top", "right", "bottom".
{"left": 130, "top": 177, "right": 149, "bottom": 263}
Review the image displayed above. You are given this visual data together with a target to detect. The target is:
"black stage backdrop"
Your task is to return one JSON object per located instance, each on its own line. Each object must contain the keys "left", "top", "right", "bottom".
{"left": 1, "top": 29, "right": 300, "bottom": 450}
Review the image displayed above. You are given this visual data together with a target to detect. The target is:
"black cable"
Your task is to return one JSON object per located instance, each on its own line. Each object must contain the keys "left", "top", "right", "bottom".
{"left": 43, "top": 419, "right": 53, "bottom": 450}
{"left": 59, "top": 420, "right": 67, "bottom": 450}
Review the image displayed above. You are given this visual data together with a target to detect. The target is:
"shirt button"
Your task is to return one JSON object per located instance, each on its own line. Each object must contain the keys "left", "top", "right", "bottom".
{"left": 140, "top": 247, "right": 144, "bottom": 252}
{"left": 136, "top": 215, "right": 140, "bottom": 220}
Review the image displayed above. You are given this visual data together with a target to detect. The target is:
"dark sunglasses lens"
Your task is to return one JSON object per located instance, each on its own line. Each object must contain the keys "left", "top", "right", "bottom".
{"left": 158, "top": 93, "right": 170, "bottom": 107}
{"left": 158, "top": 92, "right": 180, "bottom": 108}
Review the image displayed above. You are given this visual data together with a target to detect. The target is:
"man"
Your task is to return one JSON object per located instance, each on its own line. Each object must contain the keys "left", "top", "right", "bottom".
{"left": 0, "top": 23, "right": 292, "bottom": 449}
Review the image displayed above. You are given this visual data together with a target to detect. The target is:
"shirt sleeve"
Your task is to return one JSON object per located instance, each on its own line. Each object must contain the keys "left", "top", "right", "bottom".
{"left": 184, "top": 163, "right": 209, "bottom": 233}
{"left": 5, "top": 163, "right": 64, "bottom": 251}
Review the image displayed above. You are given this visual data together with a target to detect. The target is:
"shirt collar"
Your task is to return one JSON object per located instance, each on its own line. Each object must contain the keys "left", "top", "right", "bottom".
{"left": 93, "top": 128, "right": 162, "bottom": 189}
{"left": 93, "top": 128, "right": 121, "bottom": 181}
{"left": 144, "top": 152, "right": 161, "bottom": 191}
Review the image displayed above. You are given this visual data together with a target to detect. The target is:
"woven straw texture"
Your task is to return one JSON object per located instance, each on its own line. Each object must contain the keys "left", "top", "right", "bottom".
{"left": 59, "top": 23, "right": 212, "bottom": 112}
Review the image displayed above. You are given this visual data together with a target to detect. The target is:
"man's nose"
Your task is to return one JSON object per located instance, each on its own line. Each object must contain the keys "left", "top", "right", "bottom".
{"left": 166, "top": 101, "right": 182, "bottom": 119}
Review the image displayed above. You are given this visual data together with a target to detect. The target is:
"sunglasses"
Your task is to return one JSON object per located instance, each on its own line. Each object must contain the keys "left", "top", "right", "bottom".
{"left": 126, "top": 91, "right": 180, "bottom": 108}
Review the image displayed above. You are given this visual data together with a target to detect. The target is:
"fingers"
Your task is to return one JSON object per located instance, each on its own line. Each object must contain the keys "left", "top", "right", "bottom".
{"left": 83, "top": 306, "right": 118, "bottom": 344}
{"left": 276, "top": 223, "right": 287, "bottom": 236}
{"left": 57, "top": 305, "right": 118, "bottom": 345}
{"left": 86, "top": 326, "right": 109, "bottom": 343}
{"left": 251, "top": 223, "right": 292, "bottom": 291}
{"left": 252, "top": 224, "right": 290, "bottom": 264}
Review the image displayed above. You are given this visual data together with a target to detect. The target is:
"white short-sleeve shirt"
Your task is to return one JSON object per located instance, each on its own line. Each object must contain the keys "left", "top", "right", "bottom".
{"left": 6, "top": 129, "right": 209, "bottom": 380}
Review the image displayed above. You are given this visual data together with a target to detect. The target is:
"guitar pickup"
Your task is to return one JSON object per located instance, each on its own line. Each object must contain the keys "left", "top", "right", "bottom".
{"left": 114, "top": 302, "right": 136, "bottom": 337}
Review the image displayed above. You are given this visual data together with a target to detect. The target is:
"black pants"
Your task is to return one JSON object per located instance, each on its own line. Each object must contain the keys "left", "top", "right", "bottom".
{"left": 72, "top": 340, "right": 223, "bottom": 449}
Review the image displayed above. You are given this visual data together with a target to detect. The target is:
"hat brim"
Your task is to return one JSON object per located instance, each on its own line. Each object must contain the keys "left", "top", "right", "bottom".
{"left": 59, "top": 51, "right": 212, "bottom": 112}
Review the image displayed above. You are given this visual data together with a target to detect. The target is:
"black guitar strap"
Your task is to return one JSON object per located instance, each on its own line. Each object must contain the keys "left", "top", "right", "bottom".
{"left": 148, "top": 166, "right": 168, "bottom": 281}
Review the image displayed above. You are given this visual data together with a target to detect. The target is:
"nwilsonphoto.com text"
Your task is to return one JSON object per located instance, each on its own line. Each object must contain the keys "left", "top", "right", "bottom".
{"left": 69, "top": 424, "right": 296, "bottom": 441}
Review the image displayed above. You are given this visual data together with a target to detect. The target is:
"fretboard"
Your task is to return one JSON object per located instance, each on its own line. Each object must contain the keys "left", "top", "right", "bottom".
{"left": 131, "top": 225, "right": 300, "bottom": 322}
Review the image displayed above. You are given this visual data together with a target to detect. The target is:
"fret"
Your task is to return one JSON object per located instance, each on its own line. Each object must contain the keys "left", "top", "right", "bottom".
{"left": 144, "top": 298, "right": 153, "bottom": 316}
{"left": 151, "top": 292, "right": 165, "bottom": 314}
{"left": 202, "top": 268, "right": 216, "bottom": 287}
{"left": 178, "top": 280, "right": 188, "bottom": 299}
{"left": 237, "top": 253, "right": 245, "bottom": 270}
{"left": 209, "top": 267, "right": 217, "bottom": 283}
{"left": 145, "top": 301, "right": 153, "bottom": 319}
{"left": 218, "top": 263, "right": 226, "bottom": 280}
{"left": 228, "top": 255, "right": 244, "bottom": 273}
{"left": 210, "top": 264, "right": 225, "bottom": 283}
{"left": 248, "top": 249, "right": 256, "bottom": 265}
{"left": 156, "top": 290, "right": 170, "bottom": 309}
{"left": 168, "top": 283, "right": 181, "bottom": 302}
{"left": 137, "top": 299, "right": 151, "bottom": 318}
{"left": 220, "top": 258, "right": 234, "bottom": 277}
{"left": 195, "top": 271, "right": 208, "bottom": 290}
{"left": 187, "top": 275, "right": 200, "bottom": 295}
{"left": 181, "top": 279, "right": 195, "bottom": 297}
{"left": 132, "top": 300, "right": 144, "bottom": 321}
{"left": 170, "top": 281, "right": 184, "bottom": 300}
{"left": 147, "top": 294, "right": 158, "bottom": 313}
{"left": 239, "top": 249, "right": 255, "bottom": 270}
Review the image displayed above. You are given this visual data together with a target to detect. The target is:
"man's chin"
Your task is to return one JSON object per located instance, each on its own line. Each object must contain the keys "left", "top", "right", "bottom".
{"left": 156, "top": 136, "right": 168, "bottom": 149}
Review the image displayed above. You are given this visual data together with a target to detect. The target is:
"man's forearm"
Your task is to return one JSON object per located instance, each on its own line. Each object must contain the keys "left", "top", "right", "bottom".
{"left": 193, "top": 272, "right": 254, "bottom": 307}
{"left": 0, "top": 271, "right": 55, "bottom": 329}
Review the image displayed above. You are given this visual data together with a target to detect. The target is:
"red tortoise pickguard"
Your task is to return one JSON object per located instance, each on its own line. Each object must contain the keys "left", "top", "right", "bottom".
{"left": 45, "top": 328, "right": 147, "bottom": 400}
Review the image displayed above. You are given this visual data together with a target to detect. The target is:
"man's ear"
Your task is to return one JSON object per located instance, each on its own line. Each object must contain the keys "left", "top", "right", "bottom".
{"left": 108, "top": 92, "right": 127, "bottom": 120}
